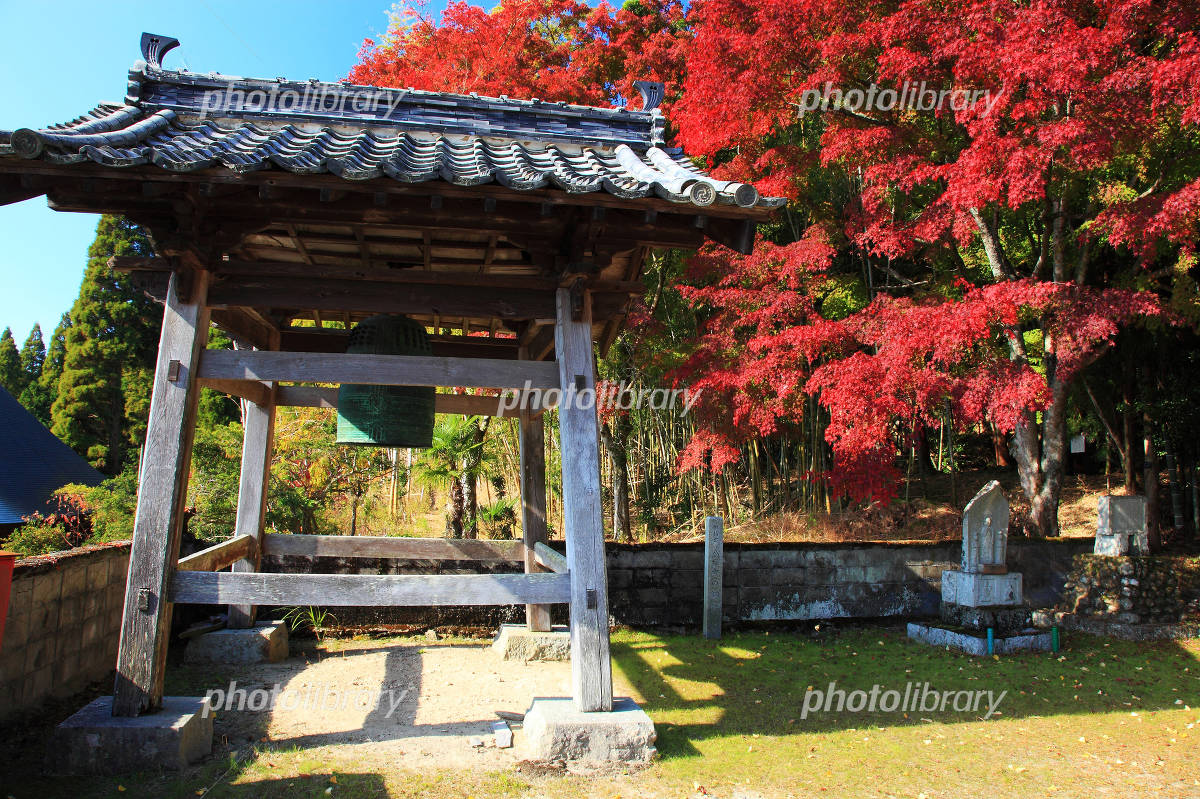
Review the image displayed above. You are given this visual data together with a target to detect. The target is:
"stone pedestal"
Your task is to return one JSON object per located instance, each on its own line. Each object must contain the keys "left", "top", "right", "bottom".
{"left": 907, "top": 623, "right": 1051, "bottom": 655}
{"left": 49, "top": 695, "right": 214, "bottom": 775}
{"left": 523, "top": 696, "right": 656, "bottom": 763}
{"left": 942, "top": 569, "right": 1023, "bottom": 607}
{"left": 939, "top": 602, "right": 1030, "bottom": 634}
{"left": 492, "top": 623, "right": 571, "bottom": 661}
{"left": 1095, "top": 496, "right": 1149, "bottom": 555}
{"left": 184, "top": 619, "right": 288, "bottom": 664}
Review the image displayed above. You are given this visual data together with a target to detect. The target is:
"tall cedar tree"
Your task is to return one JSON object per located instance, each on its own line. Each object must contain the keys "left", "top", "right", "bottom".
{"left": 22, "top": 313, "right": 70, "bottom": 426}
{"left": 670, "top": 0, "right": 1198, "bottom": 535}
{"left": 19, "top": 324, "right": 45, "bottom": 385}
{"left": 0, "top": 328, "right": 21, "bottom": 398}
{"left": 16, "top": 323, "right": 47, "bottom": 418}
{"left": 51, "top": 216, "right": 162, "bottom": 475}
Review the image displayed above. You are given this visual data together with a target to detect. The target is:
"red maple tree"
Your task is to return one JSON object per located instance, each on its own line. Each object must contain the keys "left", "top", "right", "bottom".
{"left": 348, "top": 0, "right": 690, "bottom": 110}
{"left": 670, "top": 0, "right": 1197, "bottom": 535}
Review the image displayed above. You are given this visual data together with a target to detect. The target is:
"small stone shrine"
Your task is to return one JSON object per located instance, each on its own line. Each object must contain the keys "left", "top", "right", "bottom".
{"left": 1094, "top": 495, "right": 1149, "bottom": 556}
{"left": 940, "top": 481, "right": 1026, "bottom": 631}
{"left": 908, "top": 481, "right": 1051, "bottom": 654}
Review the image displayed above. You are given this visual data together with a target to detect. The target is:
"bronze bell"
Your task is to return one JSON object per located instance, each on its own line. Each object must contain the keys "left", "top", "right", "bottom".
{"left": 336, "top": 314, "right": 436, "bottom": 448}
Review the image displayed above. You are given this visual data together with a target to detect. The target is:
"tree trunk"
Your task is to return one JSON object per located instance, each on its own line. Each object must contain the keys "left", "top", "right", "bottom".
{"left": 1143, "top": 412, "right": 1161, "bottom": 550}
{"left": 989, "top": 423, "right": 1014, "bottom": 468}
{"left": 1122, "top": 364, "right": 1138, "bottom": 492}
{"left": 601, "top": 416, "right": 632, "bottom": 542}
{"left": 446, "top": 479, "right": 464, "bottom": 538}
{"left": 1166, "top": 447, "right": 1185, "bottom": 540}
{"left": 460, "top": 416, "right": 490, "bottom": 539}
{"left": 1011, "top": 370, "right": 1068, "bottom": 538}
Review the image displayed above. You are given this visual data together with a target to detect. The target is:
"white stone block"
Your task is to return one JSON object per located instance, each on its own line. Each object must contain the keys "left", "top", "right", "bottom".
{"left": 942, "top": 569, "right": 1022, "bottom": 607}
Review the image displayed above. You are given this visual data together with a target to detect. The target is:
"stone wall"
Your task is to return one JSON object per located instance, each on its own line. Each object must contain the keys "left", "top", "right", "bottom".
{"left": 606, "top": 539, "right": 1092, "bottom": 627}
{"left": 0, "top": 542, "right": 130, "bottom": 722}
{"left": 262, "top": 538, "right": 1092, "bottom": 629}
{"left": 1058, "top": 554, "right": 1200, "bottom": 624}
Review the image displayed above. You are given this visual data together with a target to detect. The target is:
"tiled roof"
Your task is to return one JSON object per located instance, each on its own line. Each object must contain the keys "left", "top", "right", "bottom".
{"left": 0, "top": 387, "right": 104, "bottom": 525}
{"left": 0, "top": 36, "right": 783, "bottom": 211}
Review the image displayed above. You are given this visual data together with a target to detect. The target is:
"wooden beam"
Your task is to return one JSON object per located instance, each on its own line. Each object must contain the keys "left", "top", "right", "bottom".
{"left": 554, "top": 287, "right": 614, "bottom": 712}
{"left": 169, "top": 571, "right": 570, "bottom": 606}
{"left": 533, "top": 542, "right": 568, "bottom": 575}
{"left": 262, "top": 533, "right": 526, "bottom": 562}
{"left": 199, "top": 377, "right": 273, "bottom": 406}
{"left": 519, "top": 356, "right": 553, "bottom": 632}
{"left": 272, "top": 386, "right": 547, "bottom": 417}
{"left": 113, "top": 269, "right": 212, "bottom": 717}
{"left": 198, "top": 349, "right": 558, "bottom": 390}
{"left": 228, "top": 373, "right": 277, "bottom": 628}
{"left": 207, "top": 275, "right": 636, "bottom": 321}
{"left": 176, "top": 534, "right": 257, "bottom": 573}
{"left": 278, "top": 327, "right": 523, "bottom": 360}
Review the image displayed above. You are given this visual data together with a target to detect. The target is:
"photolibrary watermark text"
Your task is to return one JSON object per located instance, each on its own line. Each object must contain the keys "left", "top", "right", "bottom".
{"left": 800, "top": 681, "right": 1007, "bottom": 720}
{"left": 496, "top": 380, "right": 703, "bottom": 416}
{"left": 797, "top": 81, "right": 1000, "bottom": 118}
{"left": 202, "top": 680, "right": 410, "bottom": 718}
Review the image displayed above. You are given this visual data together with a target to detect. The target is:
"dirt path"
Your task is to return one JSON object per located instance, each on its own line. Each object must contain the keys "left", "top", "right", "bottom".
{"left": 203, "top": 636, "right": 599, "bottom": 771}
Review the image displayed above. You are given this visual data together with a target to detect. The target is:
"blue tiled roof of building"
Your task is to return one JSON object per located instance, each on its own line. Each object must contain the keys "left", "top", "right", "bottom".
{"left": 0, "top": 387, "right": 104, "bottom": 525}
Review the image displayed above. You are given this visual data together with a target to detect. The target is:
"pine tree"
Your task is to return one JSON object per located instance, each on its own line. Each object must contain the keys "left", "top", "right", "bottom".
{"left": 0, "top": 328, "right": 22, "bottom": 397}
{"left": 51, "top": 216, "right": 161, "bottom": 475}
{"left": 22, "top": 313, "right": 70, "bottom": 426}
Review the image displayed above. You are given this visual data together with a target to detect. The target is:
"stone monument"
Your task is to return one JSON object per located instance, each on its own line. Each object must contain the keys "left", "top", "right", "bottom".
{"left": 940, "top": 481, "right": 1023, "bottom": 617}
{"left": 1094, "top": 495, "right": 1148, "bottom": 556}
{"left": 908, "top": 481, "right": 1051, "bottom": 654}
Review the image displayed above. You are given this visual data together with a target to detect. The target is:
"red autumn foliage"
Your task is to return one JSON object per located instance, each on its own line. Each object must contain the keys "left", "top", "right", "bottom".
{"left": 348, "top": 0, "right": 690, "bottom": 111}
{"left": 347, "top": 0, "right": 1197, "bottom": 533}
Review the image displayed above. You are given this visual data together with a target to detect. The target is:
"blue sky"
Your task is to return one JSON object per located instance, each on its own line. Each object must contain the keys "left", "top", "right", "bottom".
{"left": 0, "top": 0, "right": 457, "bottom": 342}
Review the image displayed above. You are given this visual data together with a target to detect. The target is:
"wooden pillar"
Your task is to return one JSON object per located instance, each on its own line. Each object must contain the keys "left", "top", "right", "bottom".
{"left": 227, "top": 378, "right": 277, "bottom": 629}
{"left": 554, "top": 287, "right": 613, "bottom": 712}
{"left": 519, "top": 345, "right": 552, "bottom": 631}
{"left": 113, "top": 269, "right": 210, "bottom": 716}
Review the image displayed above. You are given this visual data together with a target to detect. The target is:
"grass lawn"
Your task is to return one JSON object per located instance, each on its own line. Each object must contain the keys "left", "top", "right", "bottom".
{"left": 4, "top": 625, "right": 1198, "bottom": 798}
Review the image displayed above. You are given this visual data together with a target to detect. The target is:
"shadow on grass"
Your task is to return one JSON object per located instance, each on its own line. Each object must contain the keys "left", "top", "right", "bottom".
{"left": 610, "top": 622, "right": 1200, "bottom": 759}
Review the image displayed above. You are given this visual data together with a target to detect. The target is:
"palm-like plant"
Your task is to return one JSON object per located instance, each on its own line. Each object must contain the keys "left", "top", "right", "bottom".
{"left": 414, "top": 415, "right": 487, "bottom": 537}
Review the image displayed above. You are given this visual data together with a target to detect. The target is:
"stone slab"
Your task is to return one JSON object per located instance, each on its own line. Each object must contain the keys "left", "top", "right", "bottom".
{"left": 491, "top": 623, "right": 571, "bottom": 661}
{"left": 49, "top": 695, "right": 214, "bottom": 775}
{"left": 184, "top": 620, "right": 288, "bottom": 665}
{"left": 523, "top": 696, "right": 656, "bottom": 763}
{"left": 907, "top": 622, "right": 1052, "bottom": 656}
{"left": 939, "top": 601, "right": 1030, "bottom": 634}
{"left": 942, "top": 569, "right": 1022, "bottom": 607}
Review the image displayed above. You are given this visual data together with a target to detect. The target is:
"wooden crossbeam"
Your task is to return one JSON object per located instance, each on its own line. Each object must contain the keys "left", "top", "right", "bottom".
{"left": 262, "top": 533, "right": 525, "bottom": 561}
{"left": 176, "top": 534, "right": 257, "bottom": 573}
{"left": 169, "top": 571, "right": 571, "bottom": 606}
{"left": 266, "top": 385, "right": 551, "bottom": 417}
{"left": 198, "top": 350, "right": 558, "bottom": 390}
{"left": 533, "top": 542, "right": 568, "bottom": 574}
{"left": 199, "top": 377, "right": 273, "bottom": 406}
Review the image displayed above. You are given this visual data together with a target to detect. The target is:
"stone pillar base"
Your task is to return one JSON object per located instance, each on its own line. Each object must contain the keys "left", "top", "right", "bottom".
{"left": 523, "top": 696, "right": 656, "bottom": 763}
{"left": 49, "top": 696, "right": 214, "bottom": 775}
{"left": 184, "top": 619, "right": 288, "bottom": 665}
{"left": 491, "top": 623, "right": 571, "bottom": 661}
